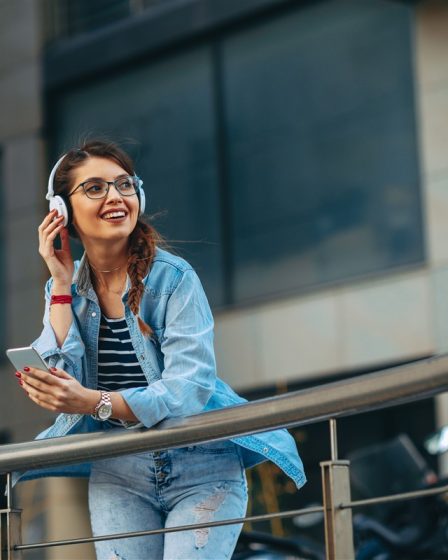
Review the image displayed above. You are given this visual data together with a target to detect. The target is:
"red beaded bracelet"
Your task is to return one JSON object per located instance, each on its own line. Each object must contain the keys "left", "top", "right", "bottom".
{"left": 50, "top": 294, "right": 73, "bottom": 305}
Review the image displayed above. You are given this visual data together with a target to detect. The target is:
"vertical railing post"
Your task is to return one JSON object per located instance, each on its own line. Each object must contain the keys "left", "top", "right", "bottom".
{"left": 320, "top": 419, "right": 354, "bottom": 560}
{"left": 0, "top": 474, "right": 22, "bottom": 560}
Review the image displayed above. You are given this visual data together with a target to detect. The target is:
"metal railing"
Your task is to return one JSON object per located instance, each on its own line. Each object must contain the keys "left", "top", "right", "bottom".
{"left": 2, "top": 353, "right": 448, "bottom": 559}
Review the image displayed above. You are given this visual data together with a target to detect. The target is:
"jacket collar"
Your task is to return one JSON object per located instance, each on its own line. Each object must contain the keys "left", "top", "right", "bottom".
{"left": 73, "top": 252, "right": 90, "bottom": 296}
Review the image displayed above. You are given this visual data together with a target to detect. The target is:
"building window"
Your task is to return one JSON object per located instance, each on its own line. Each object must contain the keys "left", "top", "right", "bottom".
{"left": 221, "top": 1, "right": 422, "bottom": 302}
{"left": 49, "top": 0, "right": 423, "bottom": 307}
{"left": 44, "top": 0, "right": 177, "bottom": 44}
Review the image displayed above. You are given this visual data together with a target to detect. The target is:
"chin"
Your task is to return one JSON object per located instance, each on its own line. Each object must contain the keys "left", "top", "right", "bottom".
{"left": 104, "top": 229, "right": 133, "bottom": 242}
{"left": 80, "top": 227, "right": 132, "bottom": 245}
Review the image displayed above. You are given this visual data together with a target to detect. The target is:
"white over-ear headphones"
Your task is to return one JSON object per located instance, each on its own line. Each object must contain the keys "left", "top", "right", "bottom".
{"left": 46, "top": 155, "right": 70, "bottom": 226}
{"left": 46, "top": 153, "right": 147, "bottom": 227}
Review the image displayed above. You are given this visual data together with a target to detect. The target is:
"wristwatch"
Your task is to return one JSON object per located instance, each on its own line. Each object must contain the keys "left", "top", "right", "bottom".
{"left": 92, "top": 391, "right": 113, "bottom": 421}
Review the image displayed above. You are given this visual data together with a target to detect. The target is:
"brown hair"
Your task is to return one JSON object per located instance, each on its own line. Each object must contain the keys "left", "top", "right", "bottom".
{"left": 53, "top": 138, "right": 166, "bottom": 338}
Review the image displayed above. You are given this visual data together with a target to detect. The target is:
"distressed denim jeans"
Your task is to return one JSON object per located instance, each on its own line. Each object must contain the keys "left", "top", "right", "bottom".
{"left": 88, "top": 440, "right": 248, "bottom": 560}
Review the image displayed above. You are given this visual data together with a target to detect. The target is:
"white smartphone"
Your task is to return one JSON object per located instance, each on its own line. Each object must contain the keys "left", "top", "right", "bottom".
{"left": 6, "top": 346, "right": 51, "bottom": 374}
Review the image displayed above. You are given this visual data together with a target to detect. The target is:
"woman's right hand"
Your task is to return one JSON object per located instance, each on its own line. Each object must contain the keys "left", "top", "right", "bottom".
{"left": 38, "top": 209, "right": 74, "bottom": 288}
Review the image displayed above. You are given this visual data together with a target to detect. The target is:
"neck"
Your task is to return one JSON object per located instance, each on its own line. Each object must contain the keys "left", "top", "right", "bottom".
{"left": 89, "top": 263, "right": 127, "bottom": 295}
{"left": 84, "top": 239, "right": 129, "bottom": 288}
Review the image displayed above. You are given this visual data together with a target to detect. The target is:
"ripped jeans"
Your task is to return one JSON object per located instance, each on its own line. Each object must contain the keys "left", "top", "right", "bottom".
{"left": 88, "top": 439, "right": 248, "bottom": 560}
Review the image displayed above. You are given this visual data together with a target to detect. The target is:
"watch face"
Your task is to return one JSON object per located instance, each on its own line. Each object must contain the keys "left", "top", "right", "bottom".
{"left": 98, "top": 403, "right": 112, "bottom": 420}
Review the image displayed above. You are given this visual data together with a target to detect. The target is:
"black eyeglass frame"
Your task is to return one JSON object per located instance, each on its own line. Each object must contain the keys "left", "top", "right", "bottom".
{"left": 67, "top": 175, "right": 142, "bottom": 199}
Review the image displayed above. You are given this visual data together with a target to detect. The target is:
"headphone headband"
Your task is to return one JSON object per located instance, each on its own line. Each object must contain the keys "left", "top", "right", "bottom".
{"left": 46, "top": 154, "right": 67, "bottom": 200}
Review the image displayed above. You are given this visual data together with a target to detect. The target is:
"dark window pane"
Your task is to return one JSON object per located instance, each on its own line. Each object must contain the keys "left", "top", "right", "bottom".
{"left": 66, "top": 0, "right": 130, "bottom": 35}
{"left": 50, "top": 0, "right": 423, "bottom": 308}
{"left": 52, "top": 48, "right": 224, "bottom": 305}
{"left": 222, "top": 1, "right": 423, "bottom": 301}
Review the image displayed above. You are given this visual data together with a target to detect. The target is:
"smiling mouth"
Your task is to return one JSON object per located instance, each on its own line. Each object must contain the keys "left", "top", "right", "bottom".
{"left": 100, "top": 211, "right": 128, "bottom": 221}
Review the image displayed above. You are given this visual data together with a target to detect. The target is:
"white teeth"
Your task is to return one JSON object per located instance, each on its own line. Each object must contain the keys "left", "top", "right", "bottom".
{"left": 102, "top": 211, "right": 126, "bottom": 219}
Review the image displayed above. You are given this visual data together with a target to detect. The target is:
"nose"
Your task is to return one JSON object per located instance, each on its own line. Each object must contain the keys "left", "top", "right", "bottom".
{"left": 105, "top": 183, "right": 124, "bottom": 203}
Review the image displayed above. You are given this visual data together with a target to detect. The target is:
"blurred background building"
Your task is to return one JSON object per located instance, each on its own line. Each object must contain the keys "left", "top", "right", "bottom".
{"left": 1, "top": 0, "right": 447, "bottom": 557}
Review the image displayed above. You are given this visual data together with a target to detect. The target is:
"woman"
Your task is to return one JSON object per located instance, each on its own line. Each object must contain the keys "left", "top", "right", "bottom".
{"left": 15, "top": 139, "right": 306, "bottom": 559}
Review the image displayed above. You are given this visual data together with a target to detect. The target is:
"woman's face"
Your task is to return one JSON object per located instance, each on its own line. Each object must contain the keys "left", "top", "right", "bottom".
{"left": 69, "top": 156, "right": 140, "bottom": 244}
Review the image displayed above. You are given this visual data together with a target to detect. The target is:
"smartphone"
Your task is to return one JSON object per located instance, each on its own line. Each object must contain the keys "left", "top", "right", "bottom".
{"left": 6, "top": 346, "right": 51, "bottom": 374}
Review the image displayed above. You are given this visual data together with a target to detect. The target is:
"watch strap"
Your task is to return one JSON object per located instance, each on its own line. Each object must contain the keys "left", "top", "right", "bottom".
{"left": 92, "top": 391, "right": 112, "bottom": 420}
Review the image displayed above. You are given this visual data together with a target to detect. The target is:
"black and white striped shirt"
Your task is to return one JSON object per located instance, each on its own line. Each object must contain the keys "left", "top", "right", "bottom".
{"left": 97, "top": 315, "right": 148, "bottom": 426}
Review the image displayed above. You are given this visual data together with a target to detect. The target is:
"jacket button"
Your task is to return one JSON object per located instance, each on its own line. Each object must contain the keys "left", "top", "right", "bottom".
{"left": 263, "top": 447, "right": 269, "bottom": 454}
{"left": 91, "top": 312, "right": 97, "bottom": 317}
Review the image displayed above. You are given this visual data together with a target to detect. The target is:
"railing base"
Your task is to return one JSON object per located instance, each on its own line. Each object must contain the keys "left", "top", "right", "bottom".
{"left": 1, "top": 509, "right": 22, "bottom": 560}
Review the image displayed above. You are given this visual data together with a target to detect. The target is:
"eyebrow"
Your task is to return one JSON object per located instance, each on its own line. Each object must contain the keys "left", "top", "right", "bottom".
{"left": 81, "top": 173, "right": 129, "bottom": 183}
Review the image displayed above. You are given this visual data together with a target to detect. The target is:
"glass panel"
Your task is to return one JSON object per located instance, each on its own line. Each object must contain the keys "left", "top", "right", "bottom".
{"left": 66, "top": 0, "right": 130, "bottom": 35}
{"left": 222, "top": 0, "right": 423, "bottom": 301}
{"left": 52, "top": 47, "right": 224, "bottom": 305}
{"left": 45, "top": 0, "right": 186, "bottom": 43}
{"left": 51, "top": 0, "right": 423, "bottom": 307}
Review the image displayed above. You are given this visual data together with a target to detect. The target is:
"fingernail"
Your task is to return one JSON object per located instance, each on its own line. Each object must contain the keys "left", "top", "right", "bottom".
{"left": 19, "top": 380, "right": 23, "bottom": 386}
{"left": 15, "top": 372, "right": 21, "bottom": 378}
{"left": 23, "top": 367, "right": 30, "bottom": 372}
{"left": 51, "top": 367, "right": 57, "bottom": 373}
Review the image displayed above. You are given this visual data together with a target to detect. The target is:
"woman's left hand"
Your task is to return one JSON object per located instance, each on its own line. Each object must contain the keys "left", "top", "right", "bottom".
{"left": 19, "top": 367, "right": 99, "bottom": 415}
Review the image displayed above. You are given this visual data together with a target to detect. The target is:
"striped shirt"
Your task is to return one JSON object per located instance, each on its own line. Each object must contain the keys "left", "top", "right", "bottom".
{"left": 97, "top": 315, "right": 148, "bottom": 426}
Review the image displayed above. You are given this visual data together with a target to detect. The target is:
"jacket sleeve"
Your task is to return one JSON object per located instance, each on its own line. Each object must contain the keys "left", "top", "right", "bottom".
{"left": 31, "top": 277, "right": 85, "bottom": 382}
{"left": 119, "top": 268, "right": 217, "bottom": 428}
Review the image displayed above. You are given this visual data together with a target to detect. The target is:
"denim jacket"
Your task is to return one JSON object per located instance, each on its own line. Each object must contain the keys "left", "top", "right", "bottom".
{"left": 14, "top": 247, "right": 306, "bottom": 489}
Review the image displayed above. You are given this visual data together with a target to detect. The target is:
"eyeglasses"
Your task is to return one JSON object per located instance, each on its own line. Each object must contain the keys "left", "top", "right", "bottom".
{"left": 68, "top": 175, "right": 141, "bottom": 200}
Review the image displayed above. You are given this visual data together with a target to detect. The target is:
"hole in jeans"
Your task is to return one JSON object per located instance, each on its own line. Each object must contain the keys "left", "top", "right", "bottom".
{"left": 193, "top": 484, "right": 228, "bottom": 548}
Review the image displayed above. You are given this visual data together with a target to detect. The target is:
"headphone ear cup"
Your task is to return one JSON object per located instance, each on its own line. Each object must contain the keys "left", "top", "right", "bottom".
{"left": 60, "top": 194, "right": 74, "bottom": 233}
{"left": 138, "top": 187, "right": 146, "bottom": 215}
{"left": 49, "top": 195, "right": 69, "bottom": 227}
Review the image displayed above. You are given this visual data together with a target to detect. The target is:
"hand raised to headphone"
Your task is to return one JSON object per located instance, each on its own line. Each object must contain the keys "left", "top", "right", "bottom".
{"left": 38, "top": 209, "right": 74, "bottom": 289}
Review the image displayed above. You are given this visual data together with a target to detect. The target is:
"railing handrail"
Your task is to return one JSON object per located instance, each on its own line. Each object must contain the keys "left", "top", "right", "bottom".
{"left": 1, "top": 353, "right": 447, "bottom": 474}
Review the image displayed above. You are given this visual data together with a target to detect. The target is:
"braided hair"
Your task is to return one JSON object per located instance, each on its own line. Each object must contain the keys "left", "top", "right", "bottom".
{"left": 127, "top": 220, "right": 162, "bottom": 338}
{"left": 53, "top": 138, "right": 168, "bottom": 337}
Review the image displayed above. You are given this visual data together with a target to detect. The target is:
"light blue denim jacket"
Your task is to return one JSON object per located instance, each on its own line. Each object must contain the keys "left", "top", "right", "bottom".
{"left": 15, "top": 247, "right": 306, "bottom": 489}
